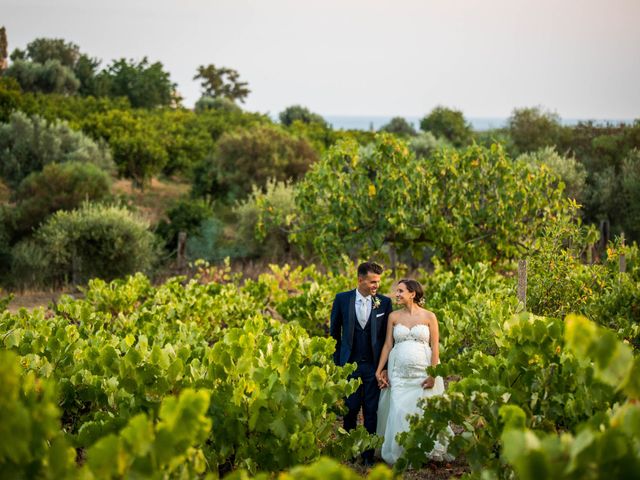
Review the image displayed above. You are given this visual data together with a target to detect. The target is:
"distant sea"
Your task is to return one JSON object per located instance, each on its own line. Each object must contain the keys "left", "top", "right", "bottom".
{"left": 322, "top": 115, "right": 636, "bottom": 132}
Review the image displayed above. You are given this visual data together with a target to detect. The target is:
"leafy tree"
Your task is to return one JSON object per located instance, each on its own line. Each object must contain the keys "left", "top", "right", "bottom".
{"left": 192, "top": 125, "right": 317, "bottom": 201}
{"left": 3, "top": 59, "right": 80, "bottom": 95}
{"left": 99, "top": 57, "right": 176, "bottom": 108}
{"left": 73, "top": 53, "right": 102, "bottom": 96}
{"left": 82, "top": 109, "right": 168, "bottom": 188}
{"left": 143, "top": 108, "right": 214, "bottom": 176}
{"left": 419, "top": 106, "right": 472, "bottom": 147}
{"left": 292, "top": 134, "right": 567, "bottom": 266}
{"left": 286, "top": 119, "right": 336, "bottom": 158}
{"left": 194, "top": 64, "right": 250, "bottom": 103}
{"left": 12, "top": 161, "right": 112, "bottom": 237}
{"left": 557, "top": 120, "right": 640, "bottom": 175}
{"left": 13, "top": 37, "right": 81, "bottom": 67}
{"left": 0, "top": 77, "right": 21, "bottom": 122}
{"left": 507, "top": 106, "right": 562, "bottom": 155}
{"left": 379, "top": 117, "right": 416, "bottom": 137}
{"left": 279, "top": 105, "right": 326, "bottom": 127}
{"left": 518, "top": 147, "right": 587, "bottom": 203}
{"left": 620, "top": 149, "right": 640, "bottom": 240}
{"left": 0, "top": 111, "right": 114, "bottom": 188}
{"left": 194, "top": 106, "right": 269, "bottom": 142}
{"left": 584, "top": 166, "right": 630, "bottom": 240}
{"left": 6, "top": 37, "right": 101, "bottom": 95}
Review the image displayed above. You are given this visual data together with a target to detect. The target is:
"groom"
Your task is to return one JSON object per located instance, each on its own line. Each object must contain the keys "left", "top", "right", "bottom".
{"left": 330, "top": 261, "right": 393, "bottom": 466}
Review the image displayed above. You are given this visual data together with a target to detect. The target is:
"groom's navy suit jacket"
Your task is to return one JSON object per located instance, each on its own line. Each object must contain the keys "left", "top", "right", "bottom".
{"left": 330, "top": 290, "right": 393, "bottom": 367}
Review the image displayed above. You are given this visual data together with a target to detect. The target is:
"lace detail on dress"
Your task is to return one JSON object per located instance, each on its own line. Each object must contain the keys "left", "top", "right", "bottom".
{"left": 393, "top": 323, "right": 430, "bottom": 344}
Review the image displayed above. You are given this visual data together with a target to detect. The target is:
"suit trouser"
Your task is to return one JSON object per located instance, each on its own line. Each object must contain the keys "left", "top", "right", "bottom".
{"left": 344, "top": 360, "right": 379, "bottom": 460}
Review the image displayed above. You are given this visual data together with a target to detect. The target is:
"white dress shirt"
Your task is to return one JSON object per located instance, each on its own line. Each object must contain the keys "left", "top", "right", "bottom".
{"left": 355, "top": 289, "right": 371, "bottom": 329}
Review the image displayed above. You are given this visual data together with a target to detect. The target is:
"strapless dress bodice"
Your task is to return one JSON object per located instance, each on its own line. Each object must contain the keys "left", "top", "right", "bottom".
{"left": 393, "top": 323, "right": 430, "bottom": 344}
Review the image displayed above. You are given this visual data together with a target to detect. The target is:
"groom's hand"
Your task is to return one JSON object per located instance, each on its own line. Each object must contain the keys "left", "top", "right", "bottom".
{"left": 377, "top": 370, "right": 389, "bottom": 389}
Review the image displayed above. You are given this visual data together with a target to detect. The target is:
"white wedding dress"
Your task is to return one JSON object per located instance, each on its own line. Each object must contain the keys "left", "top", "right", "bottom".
{"left": 376, "top": 323, "right": 452, "bottom": 465}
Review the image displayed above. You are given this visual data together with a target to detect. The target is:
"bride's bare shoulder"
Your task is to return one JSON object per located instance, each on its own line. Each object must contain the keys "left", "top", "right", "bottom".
{"left": 420, "top": 307, "right": 437, "bottom": 322}
{"left": 389, "top": 310, "right": 401, "bottom": 323}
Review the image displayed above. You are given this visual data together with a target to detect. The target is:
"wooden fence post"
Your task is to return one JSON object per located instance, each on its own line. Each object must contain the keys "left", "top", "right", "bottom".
{"left": 177, "top": 232, "right": 187, "bottom": 270}
{"left": 599, "top": 219, "right": 610, "bottom": 251}
{"left": 517, "top": 259, "right": 527, "bottom": 312}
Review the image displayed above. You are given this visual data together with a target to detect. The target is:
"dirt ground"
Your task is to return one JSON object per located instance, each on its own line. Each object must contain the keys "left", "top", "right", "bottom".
{"left": 5, "top": 291, "right": 68, "bottom": 312}
{"left": 346, "top": 457, "right": 469, "bottom": 479}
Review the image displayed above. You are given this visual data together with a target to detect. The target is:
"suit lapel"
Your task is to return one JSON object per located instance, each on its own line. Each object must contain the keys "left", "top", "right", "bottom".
{"left": 347, "top": 290, "right": 356, "bottom": 346}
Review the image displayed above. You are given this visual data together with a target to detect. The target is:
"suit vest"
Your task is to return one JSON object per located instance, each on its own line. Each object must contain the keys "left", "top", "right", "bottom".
{"left": 349, "top": 318, "right": 373, "bottom": 363}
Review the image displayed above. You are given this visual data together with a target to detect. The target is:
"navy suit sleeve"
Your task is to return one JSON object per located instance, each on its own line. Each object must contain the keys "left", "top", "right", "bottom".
{"left": 330, "top": 294, "right": 342, "bottom": 365}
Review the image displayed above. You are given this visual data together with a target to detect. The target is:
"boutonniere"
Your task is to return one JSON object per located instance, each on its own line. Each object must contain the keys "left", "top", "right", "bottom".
{"left": 372, "top": 295, "right": 381, "bottom": 310}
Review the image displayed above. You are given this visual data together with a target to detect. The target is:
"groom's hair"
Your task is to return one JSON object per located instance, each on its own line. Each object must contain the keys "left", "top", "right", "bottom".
{"left": 357, "top": 262, "right": 383, "bottom": 277}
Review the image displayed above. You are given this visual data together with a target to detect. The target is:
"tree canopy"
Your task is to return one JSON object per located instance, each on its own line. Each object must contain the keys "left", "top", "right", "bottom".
{"left": 292, "top": 134, "right": 568, "bottom": 266}
{"left": 419, "top": 106, "right": 473, "bottom": 147}
{"left": 194, "top": 64, "right": 250, "bottom": 103}
{"left": 279, "top": 105, "right": 326, "bottom": 127}
{"left": 98, "top": 57, "right": 177, "bottom": 108}
{"left": 379, "top": 117, "right": 416, "bottom": 137}
{"left": 192, "top": 124, "right": 318, "bottom": 201}
{"left": 507, "top": 106, "right": 562, "bottom": 155}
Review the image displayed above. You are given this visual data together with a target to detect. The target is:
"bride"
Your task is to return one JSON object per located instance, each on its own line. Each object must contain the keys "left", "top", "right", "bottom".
{"left": 375, "top": 279, "right": 452, "bottom": 465}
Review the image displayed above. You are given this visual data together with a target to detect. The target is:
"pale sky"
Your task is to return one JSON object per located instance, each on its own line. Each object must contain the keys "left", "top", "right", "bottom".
{"left": 2, "top": 0, "right": 640, "bottom": 119}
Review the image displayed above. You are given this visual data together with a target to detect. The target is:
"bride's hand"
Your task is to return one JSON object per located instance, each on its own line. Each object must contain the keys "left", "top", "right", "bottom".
{"left": 376, "top": 371, "right": 389, "bottom": 389}
{"left": 421, "top": 376, "right": 435, "bottom": 389}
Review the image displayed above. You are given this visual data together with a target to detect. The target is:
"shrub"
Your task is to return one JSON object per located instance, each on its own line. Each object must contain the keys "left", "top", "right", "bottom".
{"left": 235, "top": 179, "right": 297, "bottom": 260}
{"left": 192, "top": 125, "right": 318, "bottom": 201}
{"left": 155, "top": 197, "right": 214, "bottom": 252}
{"left": 408, "top": 131, "right": 451, "bottom": 159}
{"left": 12, "top": 161, "right": 112, "bottom": 237}
{"left": 0, "top": 111, "right": 114, "bottom": 188}
{"left": 3, "top": 59, "right": 80, "bottom": 95}
{"left": 12, "top": 203, "right": 157, "bottom": 286}
{"left": 194, "top": 95, "right": 241, "bottom": 114}
{"left": 185, "top": 217, "right": 246, "bottom": 262}
{"left": 518, "top": 147, "right": 587, "bottom": 203}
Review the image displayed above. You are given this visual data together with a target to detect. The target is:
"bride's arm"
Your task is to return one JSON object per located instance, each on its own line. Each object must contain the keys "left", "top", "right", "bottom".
{"left": 430, "top": 312, "right": 440, "bottom": 366}
{"left": 376, "top": 312, "right": 396, "bottom": 383}
{"left": 422, "top": 312, "right": 440, "bottom": 389}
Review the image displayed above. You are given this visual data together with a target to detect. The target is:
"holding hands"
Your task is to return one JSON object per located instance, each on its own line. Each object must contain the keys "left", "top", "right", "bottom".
{"left": 376, "top": 369, "right": 389, "bottom": 389}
